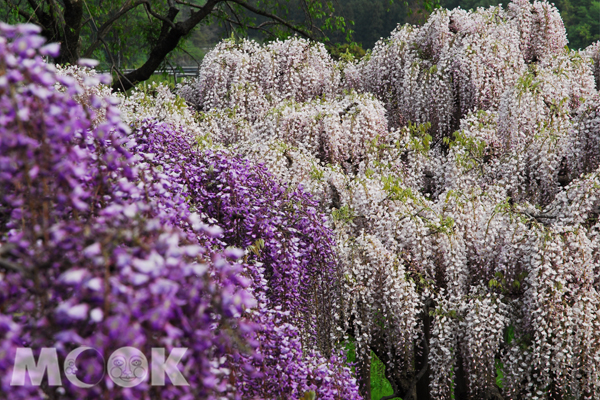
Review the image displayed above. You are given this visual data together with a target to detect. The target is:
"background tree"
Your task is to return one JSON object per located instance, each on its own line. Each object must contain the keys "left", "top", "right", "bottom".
{"left": 328, "top": 0, "right": 440, "bottom": 49}
{"left": 0, "top": 0, "right": 351, "bottom": 91}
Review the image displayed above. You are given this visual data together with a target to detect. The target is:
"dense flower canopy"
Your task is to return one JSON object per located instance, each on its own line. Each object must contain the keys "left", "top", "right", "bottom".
{"left": 0, "top": 22, "right": 359, "bottom": 400}
{"left": 2, "top": 0, "right": 600, "bottom": 398}
{"left": 0, "top": 22, "right": 260, "bottom": 400}
{"left": 177, "top": 1, "right": 600, "bottom": 398}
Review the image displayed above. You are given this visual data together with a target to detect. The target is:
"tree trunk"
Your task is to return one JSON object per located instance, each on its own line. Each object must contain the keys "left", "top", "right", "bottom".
{"left": 112, "top": 0, "right": 220, "bottom": 91}
{"left": 32, "top": 0, "right": 84, "bottom": 65}
{"left": 57, "top": 0, "right": 84, "bottom": 64}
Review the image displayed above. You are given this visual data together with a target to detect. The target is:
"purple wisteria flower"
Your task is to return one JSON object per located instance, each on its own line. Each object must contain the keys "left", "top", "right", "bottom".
{"left": 131, "top": 119, "right": 360, "bottom": 399}
{"left": 0, "top": 23, "right": 360, "bottom": 400}
{"left": 0, "top": 24, "right": 253, "bottom": 400}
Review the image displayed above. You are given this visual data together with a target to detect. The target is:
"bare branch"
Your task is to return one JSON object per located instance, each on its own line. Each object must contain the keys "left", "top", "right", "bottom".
{"left": 225, "top": 0, "right": 317, "bottom": 41}
{"left": 82, "top": 0, "right": 146, "bottom": 58}
{"left": 115, "top": 0, "right": 221, "bottom": 91}
{"left": 224, "top": 1, "right": 243, "bottom": 29}
{"left": 300, "top": 0, "right": 314, "bottom": 32}
{"left": 4, "top": 0, "right": 38, "bottom": 23}
{"left": 142, "top": 1, "right": 176, "bottom": 28}
{"left": 178, "top": 45, "right": 202, "bottom": 68}
{"left": 211, "top": 6, "right": 277, "bottom": 37}
{"left": 218, "top": 14, "right": 277, "bottom": 38}
{"left": 174, "top": 0, "right": 202, "bottom": 9}
{"left": 256, "top": 20, "right": 278, "bottom": 29}
{"left": 26, "top": 0, "right": 47, "bottom": 23}
{"left": 99, "top": 36, "right": 134, "bottom": 93}
{"left": 0, "top": 243, "right": 16, "bottom": 256}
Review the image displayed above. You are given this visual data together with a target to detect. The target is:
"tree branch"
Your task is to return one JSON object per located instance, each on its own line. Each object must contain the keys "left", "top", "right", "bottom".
{"left": 174, "top": 0, "right": 202, "bottom": 9}
{"left": 82, "top": 0, "right": 147, "bottom": 58}
{"left": 113, "top": 0, "right": 329, "bottom": 91}
{"left": 0, "top": 243, "right": 16, "bottom": 256}
{"left": 225, "top": 0, "right": 318, "bottom": 41}
{"left": 255, "top": 20, "right": 278, "bottom": 29}
{"left": 300, "top": 0, "right": 315, "bottom": 32}
{"left": 114, "top": 0, "right": 221, "bottom": 91}
{"left": 143, "top": 1, "right": 176, "bottom": 28}
{"left": 211, "top": 7, "right": 276, "bottom": 38}
{"left": 224, "top": 1, "right": 243, "bottom": 29}
{"left": 26, "top": 0, "right": 50, "bottom": 27}
{"left": 99, "top": 36, "right": 134, "bottom": 92}
{"left": 157, "top": 5, "right": 179, "bottom": 42}
{"left": 0, "top": 257, "right": 31, "bottom": 276}
{"left": 4, "top": 0, "right": 38, "bottom": 23}
{"left": 51, "top": 0, "right": 82, "bottom": 63}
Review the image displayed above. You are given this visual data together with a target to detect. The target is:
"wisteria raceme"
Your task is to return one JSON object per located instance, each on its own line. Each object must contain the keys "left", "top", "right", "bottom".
{"left": 176, "top": 1, "right": 600, "bottom": 398}
{"left": 458, "top": 289, "right": 507, "bottom": 399}
{"left": 507, "top": 0, "right": 569, "bottom": 62}
{"left": 38, "top": 47, "right": 359, "bottom": 397}
{"left": 438, "top": 50, "right": 596, "bottom": 207}
{"left": 5, "top": 0, "right": 600, "bottom": 398}
{"left": 449, "top": 7, "right": 526, "bottom": 116}
{"left": 343, "top": 24, "right": 416, "bottom": 128}
{"left": 53, "top": 63, "right": 114, "bottom": 127}
{"left": 55, "top": 70, "right": 210, "bottom": 143}
{"left": 117, "top": 82, "right": 207, "bottom": 139}
{"left": 233, "top": 138, "right": 343, "bottom": 210}
{"left": 335, "top": 232, "right": 420, "bottom": 393}
{"left": 564, "top": 96, "right": 600, "bottom": 182}
{"left": 254, "top": 92, "right": 389, "bottom": 166}
{"left": 0, "top": 23, "right": 360, "bottom": 400}
{"left": 0, "top": 24, "right": 259, "bottom": 400}
{"left": 178, "top": 37, "right": 341, "bottom": 118}
{"left": 347, "top": 0, "right": 572, "bottom": 140}
{"left": 177, "top": 36, "right": 344, "bottom": 150}
{"left": 130, "top": 119, "right": 361, "bottom": 399}
{"left": 522, "top": 228, "right": 600, "bottom": 398}
{"left": 131, "top": 120, "right": 341, "bottom": 349}
{"left": 348, "top": 17, "right": 456, "bottom": 138}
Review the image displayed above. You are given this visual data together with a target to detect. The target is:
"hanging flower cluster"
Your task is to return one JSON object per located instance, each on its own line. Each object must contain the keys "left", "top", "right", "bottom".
{"left": 177, "top": 37, "right": 341, "bottom": 117}
{"left": 254, "top": 93, "right": 388, "bottom": 165}
{"left": 130, "top": 119, "right": 361, "bottom": 399}
{"left": 347, "top": 0, "right": 574, "bottom": 142}
{"left": 4, "top": 0, "right": 600, "bottom": 397}
{"left": 176, "top": 1, "right": 600, "bottom": 399}
{"left": 0, "top": 23, "right": 360, "bottom": 400}
{"left": 53, "top": 63, "right": 114, "bottom": 127}
{"left": 0, "top": 23, "right": 258, "bottom": 399}
{"left": 584, "top": 41, "right": 600, "bottom": 91}
{"left": 117, "top": 82, "right": 206, "bottom": 138}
